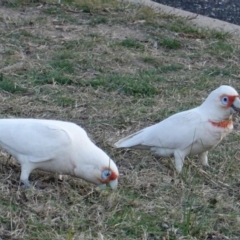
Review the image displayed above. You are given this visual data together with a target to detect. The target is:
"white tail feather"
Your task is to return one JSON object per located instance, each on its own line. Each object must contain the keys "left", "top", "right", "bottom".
{"left": 114, "top": 129, "right": 148, "bottom": 149}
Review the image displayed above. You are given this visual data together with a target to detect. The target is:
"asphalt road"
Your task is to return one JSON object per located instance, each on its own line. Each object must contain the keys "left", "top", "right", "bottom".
{"left": 152, "top": 0, "right": 240, "bottom": 25}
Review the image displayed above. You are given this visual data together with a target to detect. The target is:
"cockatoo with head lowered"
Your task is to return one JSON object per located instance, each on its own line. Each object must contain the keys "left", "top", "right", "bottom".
{"left": 115, "top": 85, "right": 240, "bottom": 172}
{"left": 0, "top": 119, "right": 119, "bottom": 189}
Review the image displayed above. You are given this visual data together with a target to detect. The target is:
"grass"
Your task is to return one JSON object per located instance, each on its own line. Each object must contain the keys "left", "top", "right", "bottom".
{"left": 118, "top": 38, "right": 144, "bottom": 50}
{"left": 160, "top": 37, "right": 182, "bottom": 49}
{"left": 0, "top": 74, "right": 26, "bottom": 93}
{"left": 82, "top": 73, "right": 159, "bottom": 96}
{"left": 1, "top": 0, "right": 240, "bottom": 239}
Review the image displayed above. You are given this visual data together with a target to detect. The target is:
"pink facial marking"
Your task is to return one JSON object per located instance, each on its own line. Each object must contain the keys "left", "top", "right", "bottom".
{"left": 99, "top": 168, "right": 119, "bottom": 183}
{"left": 220, "top": 94, "right": 239, "bottom": 108}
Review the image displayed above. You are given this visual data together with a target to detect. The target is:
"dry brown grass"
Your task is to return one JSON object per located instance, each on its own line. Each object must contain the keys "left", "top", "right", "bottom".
{"left": 0, "top": 0, "right": 240, "bottom": 239}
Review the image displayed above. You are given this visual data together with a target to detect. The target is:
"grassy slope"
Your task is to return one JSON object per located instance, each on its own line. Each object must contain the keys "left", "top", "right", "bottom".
{"left": 0, "top": 0, "right": 240, "bottom": 239}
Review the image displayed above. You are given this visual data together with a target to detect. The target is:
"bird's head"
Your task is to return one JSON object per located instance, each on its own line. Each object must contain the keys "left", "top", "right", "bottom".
{"left": 201, "top": 85, "right": 240, "bottom": 121}
{"left": 97, "top": 159, "right": 119, "bottom": 190}
{"left": 75, "top": 148, "right": 119, "bottom": 190}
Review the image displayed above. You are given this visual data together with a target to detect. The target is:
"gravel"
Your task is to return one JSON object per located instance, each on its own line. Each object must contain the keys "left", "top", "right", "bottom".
{"left": 152, "top": 0, "right": 240, "bottom": 25}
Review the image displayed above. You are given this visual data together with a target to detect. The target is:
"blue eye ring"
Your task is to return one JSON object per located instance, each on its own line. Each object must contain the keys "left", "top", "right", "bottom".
{"left": 101, "top": 169, "right": 111, "bottom": 180}
{"left": 221, "top": 96, "right": 229, "bottom": 106}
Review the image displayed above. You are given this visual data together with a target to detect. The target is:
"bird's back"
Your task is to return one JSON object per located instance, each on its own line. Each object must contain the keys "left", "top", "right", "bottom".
{"left": 0, "top": 119, "right": 85, "bottom": 162}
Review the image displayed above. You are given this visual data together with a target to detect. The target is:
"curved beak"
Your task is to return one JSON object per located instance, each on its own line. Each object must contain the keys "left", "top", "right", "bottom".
{"left": 231, "top": 97, "right": 240, "bottom": 114}
{"left": 109, "top": 178, "right": 118, "bottom": 190}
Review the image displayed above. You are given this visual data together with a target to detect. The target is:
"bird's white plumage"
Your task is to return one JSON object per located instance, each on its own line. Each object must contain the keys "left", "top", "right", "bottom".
{"left": 115, "top": 85, "right": 240, "bottom": 172}
{"left": 116, "top": 110, "right": 202, "bottom": 151}
{"left": 0, "top": 119, "right": 72, "bottom": 162}
{"left": 0, "top": 119, "right": 119, "bottom": 189}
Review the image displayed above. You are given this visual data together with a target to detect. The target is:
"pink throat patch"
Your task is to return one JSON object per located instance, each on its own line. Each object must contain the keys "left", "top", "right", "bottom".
{"left": 209, "top": 119, "right": 233, "bottom": 128}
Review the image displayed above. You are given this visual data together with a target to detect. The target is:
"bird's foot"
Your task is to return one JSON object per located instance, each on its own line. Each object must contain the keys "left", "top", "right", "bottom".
{"left": 203, "top": 165, "right": 216, "bottom": 173}
{"left": 19, "top": 180, "right": 35, "bottom": 190}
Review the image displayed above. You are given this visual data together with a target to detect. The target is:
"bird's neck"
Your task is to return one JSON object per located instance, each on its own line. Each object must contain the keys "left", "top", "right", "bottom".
{"left": 209, "top": 119, "right": 233, "bottom": 129}
{"left": 199, "top": 102, "right": 232, "bottom": 124}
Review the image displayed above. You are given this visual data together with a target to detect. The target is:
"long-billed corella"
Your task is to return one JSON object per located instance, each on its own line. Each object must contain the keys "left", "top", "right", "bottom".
{"left": 115, "top": 85, "right": 240, "bottom": 172}
{"left": 0, "top": 119, "right": 119, "bottom": 189}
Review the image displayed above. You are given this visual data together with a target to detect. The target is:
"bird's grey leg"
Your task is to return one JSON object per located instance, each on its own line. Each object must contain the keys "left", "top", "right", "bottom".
{"left": 199, "top": 151, "right": 215, "bottom": 171}
{"left": 20, "top": 164, "right": 33, "bottom": 188}
{"left": 198, "top": 151, "right": 209, "bottom": 167}
{"left": 174, "top": 151, "right": 186, "bottom": 173}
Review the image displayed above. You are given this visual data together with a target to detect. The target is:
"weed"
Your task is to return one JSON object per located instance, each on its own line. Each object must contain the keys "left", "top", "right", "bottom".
{"left": 207, "top": 40, "right": 234, "bottom": 57}
{"left": 80, "top": 4, "right": 91, "bottom": 13}
{"left": 90, "top": 16, "right": 108, "bottom": 25}
{"left": 160, "top": 37, "right": 182, "bottom": 49}
{"left": 0, "top": 74, "right": 26, "bottom": 93}
{"left": 49, "top": 59, "right": 75, "bottom": 74}
{"left": 118, "top": 38, "right": 144, "bottom": 50}
{"left": 34, "top": 70, "right": 73, "bottom": 85}
{"left": 203, "top": 66, "right": 238, "bottom": 77}
{"left": 141, "top": 56, "right": 160, "bottom": 67}
{"left": 54, "top": 95, "right": 75, "bottom": 107}
{"left": 43, "top": 6, "right": 63, "bottom": 15}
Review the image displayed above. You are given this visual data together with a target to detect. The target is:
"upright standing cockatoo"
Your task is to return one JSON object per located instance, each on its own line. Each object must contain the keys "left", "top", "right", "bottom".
{"left": 115, "top": 85, "right": 240, "bottom": 172}
{"left": 0, "top": 119, "right": 119, "bottom": 189}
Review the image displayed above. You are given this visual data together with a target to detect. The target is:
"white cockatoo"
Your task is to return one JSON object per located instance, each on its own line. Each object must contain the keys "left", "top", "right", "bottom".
{"left": 115, "top": 85, "right": 240, "bottom": 172}
{"left": 0, "top": 119, "right": 119, "bottom": 189}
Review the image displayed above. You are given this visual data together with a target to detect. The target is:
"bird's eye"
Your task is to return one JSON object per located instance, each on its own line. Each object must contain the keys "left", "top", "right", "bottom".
{"left": 221, "top": 96, "right": 229, "bottom": 105}
{"left": 101, "top": 169, "right": 111, "bottom": 180}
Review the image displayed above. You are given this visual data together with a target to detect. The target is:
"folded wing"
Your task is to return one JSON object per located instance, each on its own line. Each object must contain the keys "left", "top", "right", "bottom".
{"left": 115, "top": 109, "right": 204, "bottom": 151}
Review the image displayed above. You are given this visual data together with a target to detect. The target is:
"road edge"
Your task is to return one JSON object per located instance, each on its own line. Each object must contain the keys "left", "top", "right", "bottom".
{"left": 125, "top": 0, "right": 240, "bottom": 37}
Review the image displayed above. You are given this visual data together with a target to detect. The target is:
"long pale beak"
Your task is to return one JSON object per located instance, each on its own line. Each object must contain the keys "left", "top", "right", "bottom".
{"left": 97, "top": 179, "right": 118, "bottom": 190}
{"left": 109, "top": 178, "right": 118, "bottom": 190}
{"left": 231, "top": 97, "right": 240, "bottom": 114}
{"left": 97, "top": 184, "right": 107, "bottom": 190}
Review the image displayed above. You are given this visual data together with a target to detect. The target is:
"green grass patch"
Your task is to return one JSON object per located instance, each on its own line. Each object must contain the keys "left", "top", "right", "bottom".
{"left": 207, "top": 40, "right": 235, "bottom": 57}
{"left": 78, "top": 65, "right": 184, "bottom": 96}
{"left": 90, "top": 16, "right": 108, "bottom": 25}
{"left": 142, "top": 56, "right": 159, "bottom": 65}
{"left": 79, "top": 4, "right": 91, "bottom": 13}
{"left": 165, "top": 18, "right": 230, "bottom": 40}
{"left": 33, "top": 70, "right": 73, "bottom": 85}
{"left": 42, "top": 6, "right": 80, "bottom": 24}
{"left": 158, "top": 64, "right": 183, "bottom": 73}
{"left": 203, "top": 66, "right": 238, "bottom": 77}
{"left": 49, "top": 59, "right": 75, "bottom": 74}
{"left": 1, "top": 0, "right": 39, "bottom": 7}
{"left": 43, "top": 6, "right": 64, "bottom": 15}
{"left": 54, "top": 95, "right": 76, "bottom": 107}
{"left": 0, "top": 74, "right": 26, "bottom": 93}
{"left": 107, "top": 208, "right": 165, "bottom": 238}
{"left": 63, "top": 39, "right": 96, "bottom": 50}
{"left": 118, "top": 38, "right": 144, "bottom": 50}
{"left": 160, "top": 37, "right": 182, "bottom": 49}
{"left": 81, "top": 73, "right": 158, "bottom": 96}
